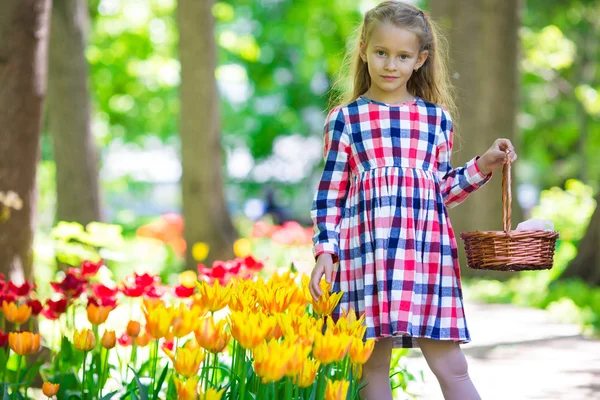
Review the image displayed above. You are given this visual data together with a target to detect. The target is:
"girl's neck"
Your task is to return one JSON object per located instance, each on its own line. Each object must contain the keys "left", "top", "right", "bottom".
{"left": 363, "top": 87, "right": 415, "bottom": 105}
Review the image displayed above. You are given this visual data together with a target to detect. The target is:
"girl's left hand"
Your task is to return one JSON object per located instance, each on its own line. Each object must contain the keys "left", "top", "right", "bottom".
{"left": 477, "top": 138, "right": 518, "bottom": 176}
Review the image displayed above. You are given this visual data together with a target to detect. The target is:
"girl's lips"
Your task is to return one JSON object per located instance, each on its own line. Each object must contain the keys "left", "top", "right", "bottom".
{"left": 382, "top": 76, "right": 398, "bottom": 81}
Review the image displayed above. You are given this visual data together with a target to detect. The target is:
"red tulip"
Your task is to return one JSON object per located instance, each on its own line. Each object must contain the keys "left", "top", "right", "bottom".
{"left": 0, "top": 293, "right": 16, "bottom": 305}
{"left": 46, "top": 298, "right": 68, "bottom": 315}
{"left": 50, "top": 270, "right": 86, "bottom": 298}
{"left": 88, "top": 296, "right": 117, "bottom": 309}
{"left": 81, "top": 260, "right": 103, "bottom": 277}
{"left": 91, "top": 283, "right": 119, "bottom": 299}
{"left": 117, "top": 333, "right": 132, "bottom": 347}
{"left": 27, "top": 300, "right": 43, "bottom": 316}
{"left": 0, "top": 330, "right": 8, "bottom": 348}
{"left": 7, "top": 281, "right": 35, "bottom": 297}
{"left": 174, "top": 285, "right": 195, "bottom": 298}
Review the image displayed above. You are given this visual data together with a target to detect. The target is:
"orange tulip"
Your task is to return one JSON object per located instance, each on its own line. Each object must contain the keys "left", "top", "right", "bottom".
{"left": 135, "top": 331, "right": 152, "bottom": 347}
{"left": 42, "top": 382, "right": 60, "bottom": 397}
{"left": 101, "top": 330, "right": 116, "bottom": 349}
{"left": 164, "top": 346, "right": 205, "bottom": 378}
{"left": 73, "top": 329, "right": 96, "bottom": 352}
{"left": 349, "top": 337, "right": 375, "bottom": 365}
{"left": 325, "top": 379, "right": 350, "bottom": 400}
{"left": 174, "top": 375, "right": 199, "bottom": 400}
{"left": 126, "top": 320, "right": 141, "bottom": 338}
{"left": 2, "top": 301, "right": 32, "bottom": 325}
{"left": 87, "top": 303, "right": 111, "bottom": 325}
{"left": 8, "top": 331, "right": 40, "bottom": 355}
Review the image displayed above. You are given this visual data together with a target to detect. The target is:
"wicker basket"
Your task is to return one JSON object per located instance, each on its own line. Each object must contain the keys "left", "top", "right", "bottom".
{"left": 459, "top": 158, "right": 559, "bottom": 271}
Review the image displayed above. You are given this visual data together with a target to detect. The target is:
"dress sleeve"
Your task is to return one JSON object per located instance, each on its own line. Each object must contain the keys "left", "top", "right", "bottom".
{"left": 310, "top": 107, "right": 351, "bottom": 263}
{"left": 436, "top": 108, "right": 492, "bottom": 209}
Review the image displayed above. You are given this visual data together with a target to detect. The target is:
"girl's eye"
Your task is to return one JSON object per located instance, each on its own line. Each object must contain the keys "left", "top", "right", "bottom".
{"left": 377, "top": 50, "right": 386, "bottom": 56}
{"left": 399, "top": 55, "right": 408, "bottom": 60}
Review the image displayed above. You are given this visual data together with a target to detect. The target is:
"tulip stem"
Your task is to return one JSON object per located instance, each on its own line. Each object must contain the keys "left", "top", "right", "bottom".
{"left": 285, "top": 378, "right": 292, "bottom": 399}
{"left": 12, "top": 355, "right": 22, "bottom": 400}
{"left": 150, "top": 340, "right": 159, "bottom": 400}
{"left": 82, "top": 351, "right": 87, "bottom": 400}
{"left": 238, "top": 348, "right": 246, "bottom": 400}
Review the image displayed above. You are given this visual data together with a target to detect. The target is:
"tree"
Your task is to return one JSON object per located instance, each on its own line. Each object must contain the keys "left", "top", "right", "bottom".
{"left": 430, "top": 0, "right": 523, "bottom": 278}
{"left": 0, "top": 0, "right": 52, "bottom": 281}
{"left": 48, "top": 0, "right": 102, "bottom": 225}
{"left": 178, "top": 0, "right": 236, "bottom": 267}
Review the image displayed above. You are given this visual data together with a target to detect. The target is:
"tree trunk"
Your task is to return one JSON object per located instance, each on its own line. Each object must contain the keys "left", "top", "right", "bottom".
{"left": 430, "top": 0, "right": 523, "bottom": 279}
{"left": 47, "top": 0, "right": 102, "bottom": 225}
{"left": 560, "top": 191, "right": 600, "bottom": 285}
{"left": 0, "top": 0, "right": 51, "bottom": 281}
{"left": 178, "top": 0, "right": 236, "bottom": 268}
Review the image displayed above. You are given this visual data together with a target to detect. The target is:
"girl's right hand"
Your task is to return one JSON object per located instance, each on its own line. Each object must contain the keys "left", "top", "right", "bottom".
{"left": 309, "top": 253, "right": 334, "bottom": 301}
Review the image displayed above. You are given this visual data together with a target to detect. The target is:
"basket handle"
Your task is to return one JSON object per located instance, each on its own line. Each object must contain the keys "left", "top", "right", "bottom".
{"left": 502, "top": 151, "right": 512, "bottom": 233}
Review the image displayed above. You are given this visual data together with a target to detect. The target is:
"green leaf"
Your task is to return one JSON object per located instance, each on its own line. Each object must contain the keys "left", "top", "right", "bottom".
{"left": 100, "top": 390, "right": 119, "bottom": 400}
{"left": 153, "top": 366, "right": 170, "bottom": 400}
{"left": 128, "top": 365, "right": 149, "bottom": 400}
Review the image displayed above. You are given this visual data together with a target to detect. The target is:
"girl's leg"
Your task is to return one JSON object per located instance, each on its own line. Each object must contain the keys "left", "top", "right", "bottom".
{"left": 416, "top": 338, "right": 481, "bottom": 400}
{"left": 359, "top": 337, "right": 393, "bottom": 400}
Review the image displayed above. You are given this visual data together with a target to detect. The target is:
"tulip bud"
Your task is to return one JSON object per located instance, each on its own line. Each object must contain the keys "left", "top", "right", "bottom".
{"left": 126, "top": 320, "right": 141, "bottom": 338}
{"left": 101, "top": 330, "right": 116, "bottom": 349}
{"left": 42, "top": 382, "right": 60, "bottom": 397}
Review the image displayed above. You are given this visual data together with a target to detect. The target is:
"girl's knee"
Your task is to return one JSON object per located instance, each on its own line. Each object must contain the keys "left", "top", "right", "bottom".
{"left": 417, "top": 339, "right": 470, "bottom": 381}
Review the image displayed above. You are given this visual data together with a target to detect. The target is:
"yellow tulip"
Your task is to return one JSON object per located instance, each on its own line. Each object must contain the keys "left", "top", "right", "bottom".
{"left": 126, "top": 320, "right": 141, "bottom": 338}
{"left": 2, "top": 301, "right": 32, "bottom": 325}
{"left": 312, "top": 330, "right": 350, "bottom": 365}
{"left": 179, "top": 270, "right": 198, "bottom": 288}
{"left": 42, "top": 382, "right": 60, "bottom": 397}
{"left": 87, "top": 303, "right": 111, "bottom": 325}
{"left": 101, "top": 330, "right": 116, "bottom": 350}
{"left": 174, "top": 375, "right": 199, "bottom": 400}
{"left": 192, "top": 242, "right": 209, "bottom": 262}
{"left": 325, "top": 379, "right": 350, "bottom": 400}
{"left": 73, "top": 329, "right": 96, "bottom": 352}
{"left": 283, "top": 338, "right": 311, "bottom": 378}
{"left": 228, "top": 288, "right": 259, "bottom": 313}
{"left": 199, "top": 387, "right": 226, "bottom": 400}
{"left": 252, "top": 339, "right": 291, "bottom": 383}
{"left": 172, "top": 303, "right": 204, "bottom": 338}
{"left": 8, "top": 331, "right": 40, "bottom": 356}
{"left": 278, "top": 313, "right": 323, "bottom": 343}
{"left": 295, "top": 358, "right": 319, "bottom": 388}
{"left": 195, "top": 315, "right": 229, "bottom": 353}
{"left": 233, "top": 238, "right": 252, "bottom": 258}
{"left": 195, "top": 281, "right": 231, "bottom": 313}
{"left": 258, "top": 283, "right": 296, "bottom": 315}
{"left": 326, "top": 307, "right": 366, "bottom": 339}
{"left": 349, "top": 337, "right": 375, "bottom": 365}
{"left": 164, "top": 346, "right": 205, "bottom": 378}
{"left": 143, "top": 303, "right": 174, "bottom": 339}
{"left": 229, "top": 310, "right": 274, "bottom": 350}
{"left": 301, "top": 275, "right": 344, "bottom": 316}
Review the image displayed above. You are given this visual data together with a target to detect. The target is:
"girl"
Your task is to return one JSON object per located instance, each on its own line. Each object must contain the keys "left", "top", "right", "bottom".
{"left": 309, "top": 2, "right": 517, "bottom": 399}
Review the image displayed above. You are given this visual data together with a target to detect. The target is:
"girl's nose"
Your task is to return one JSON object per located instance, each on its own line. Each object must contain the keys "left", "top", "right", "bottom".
{"left": 384, "top": 60, "right": 398, "bottom": 71}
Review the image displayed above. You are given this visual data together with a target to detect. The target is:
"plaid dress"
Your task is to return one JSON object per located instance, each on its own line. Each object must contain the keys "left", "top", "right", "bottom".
{"left": 311, "top": 95, "right": 492, "bottom": 348}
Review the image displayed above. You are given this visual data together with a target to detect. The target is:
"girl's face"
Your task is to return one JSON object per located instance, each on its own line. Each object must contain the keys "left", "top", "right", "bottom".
{"left": 360, "top": 23, "right": 428, "bottom": 102}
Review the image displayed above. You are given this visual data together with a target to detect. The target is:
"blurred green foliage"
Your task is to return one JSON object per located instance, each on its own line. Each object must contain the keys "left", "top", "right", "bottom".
{"left": 465, "top": 179, "right": 600, "bottom": 335}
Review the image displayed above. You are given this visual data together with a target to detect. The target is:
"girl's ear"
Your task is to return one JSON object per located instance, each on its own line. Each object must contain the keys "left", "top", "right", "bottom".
{"left": 415, "top": 50, "right": 429, "bottom": 69}
{"left": 359, "top": 41, "right": 367, "bottom": 63}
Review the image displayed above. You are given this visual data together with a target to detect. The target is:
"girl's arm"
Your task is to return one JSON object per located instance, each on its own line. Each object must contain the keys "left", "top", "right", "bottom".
{"left": 436, "top": 108, "right": 492, "bottom": 209}
{"left": 310, "top": 107, "right": 351, "bottom": 263}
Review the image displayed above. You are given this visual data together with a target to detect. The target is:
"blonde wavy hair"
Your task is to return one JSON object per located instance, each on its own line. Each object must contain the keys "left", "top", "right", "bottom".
{"left": 330, "top": 1, "right": 457, "bottom": 120}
